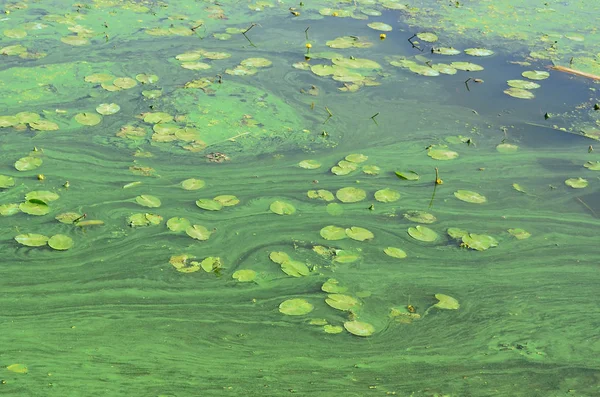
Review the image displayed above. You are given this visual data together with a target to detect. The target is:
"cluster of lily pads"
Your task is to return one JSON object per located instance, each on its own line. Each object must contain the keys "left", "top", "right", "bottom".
{"left": 225, "top": 57, "right": 272, "bottom": 76}
{"left": 0, "top": 112, "right": 59, "bottom": 132}
{"left": 504, "top": 70, "right": 549, "bottom": 99}
{"left": 175, "top": 48, "right": 231, "bottom": 70}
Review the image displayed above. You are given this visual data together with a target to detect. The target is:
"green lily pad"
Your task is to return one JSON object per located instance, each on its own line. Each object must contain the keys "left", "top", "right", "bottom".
{"left": 344, "top": 320, "right": 375, "bottom": 337}
{"left": 14, "top": 156, "right": 42, "bottom": 171}
{"left": 144, "top": 112, "right": 173, "bottom": 124}
{"left": 395, "top": 171, "right": 420, "bottom": 181}
{"left": 320, "top": 225, "right": 347, "bottom": 240}
{"left": 431, "top": 63, "right": 458, "bottom": 75}
{"left": 326, "top": 203, "right": 344, "bottom": 216}
{"left": 181, "top": 178, "right": 205, "bottom": 190}
{"left": 403, "top": 210, "right": 436, "bottom": 224}
{"left": 240, "top": 57, "right": 272, "bottom": 68}
{"left": 279, "top": 299, "right": 314, "bottom": 315}
{"left": 496, "top": 143, "right": 519, "bottom": 153}
{"left": 454, "top": 190, "right": 487, "bottom": 203}
{"left": 324, "top": 325, "right": 344, "bottom": 334}
{"left": 432, "top": 47, "right": 461, "bottom": 55}
{"left": 407, "top": 225, "right": 438, "bottom": 242}
{"left": 374, "top": 188, "right": 401, "bottom": 203}
{"left": 333, "top": 250, "right": 361, "bottom": 263}
{"left": 447, "top": 227, "right": 468, "bottom": 239}
{"left": 428, "top": 146, "right": 458, "bottom": 160}
{"left": 512, "top": 183, "right": 526, "bottom": 193}
{"left": 19, "top": 200, "right": 49, "bottom": 215}
{"left": 232, "top": 269, "right": 257, "bottom": 282}
{"left": 507, "top": 80, "right": 541, "bottom": 89}
{"left": 298, "top": 160, "right": 321, "bottom": 169}
{"left": 307, "top": 189, "right": 335, "bottom": 202}
{"left": 332, "top": 58, "right": 381, "bottom": 69}
{"left": 0, "top": 203, "right": 20, "bottom": 216}
{"left": 322, "top": 278, "right": 348, "bottom": 293}
{"left": 74, "top": 112, "right": 102, "bottom": 126}
{"left": 508, "top": 228, "right": 531, "bottom": 240}
{"left": 450, "top": 62, "right": 484, "bottom": 71}
{"left": 96, "top": 103, "right": 120, "bottom": 115}
{"left": 367, "top": 22, "right": 392, "bottom": 32}
{"left": 55, "top": 212, "right": 82, "bottom": 223}
{"left": 325, "top": 294, "right": 359, "bottom": 311}
{"left": 336, "top": 187, "right": 366, "bottom": 203}
{"left": 200, "top": 257, "right": 222, "bottom": 272}
{"left": 464, "top": 48, "right": 494, "bottom": 56}
{"left": 196, "top": 199, "right": 223, "bottom": 211}
{"left": 409, "top": 64, "right": 440, "bottom": 76}
{"left": 167, "top": 217, "right": 191, "bottom": 232}
{"left": 281, "top": 260, "right": 310, "bottom": 277}
{"left": 113, "top": 77, "right": 137, "bottom": 89}
{"left": 48, "top": 234, "right": 74, "bottom": 250}
{"left": 504, "top": 88, "right": 535, "bottom": 99}
{"left": 135, "top": 73, "right": 159, "bottom": 84}
{"left": 135, "top": 195, "right": 161, "bottom": 208}
{"left": 433, "top": 293, "right": 460, "bottom": 310}
{"left": 384, "top": 247, "right": 407, "bottom": 258}
{"left": 0, "top": 175, "right": 15, "bottom": 188}
{"left": 0, "top": 115, "right": 19, "bottom": 128}
{"left": 522, "top": 70, "right": 549, "bottom": 80}
{"left": 417, "top": 32, "right": 438, "bottom": 42}
{"left": 269, "top": 251, "right": 291, "bottom": 264}
{"left": 461, "top": 233, "right": 498, "bottom": 251}
{"left": 345, "top": 153, "right": 368, "bottom": 163}
{"left": 565, "top": 178, "right": 588, "bottom": 188}
{"left": 180, "top": 62, "right": 212, "bottom": 70}
{"left": 29, "top": 120, "right": 59, "bottom": 131}
{"left": 270, "top": 200, "right": 296, "bottom": 215}
{"left": 128, "top": 213, "right": 162, "bottom": 227}
{"left": 345, "top": 226, "right": 374, "bottom": 241}
{"left": 584, "top": 161, "right": 600, "bottom": 171}
{"left": 331, "top": 160, "right": 358, "bottom": 175}
{"left": 362, "top": 165, "right": 381, "bottom": 175}
{"left": 186, "top": 225, "right": 212, "bottom": 240}
{"left": 214, "top": 195, "right": 239, "bottom": 206}
{"left": 15, "top": 233, "right": 49, "bottom": 247}
{"left": 25, "top": 191, "right": 59, "bottom": 202}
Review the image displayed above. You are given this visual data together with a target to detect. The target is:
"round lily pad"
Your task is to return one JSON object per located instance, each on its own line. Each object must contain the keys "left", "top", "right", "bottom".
{"left": 19, "top": 200, "right": 49, "bottom": 215}
{"left": 454, "top": 190, "right": 487, "bottom": 203}
{"left": 25, "top": 191, "right": 59, "bottom": 202}
{"left": 395, "top": 170, "right": 420, "bottom": 181}
{"left": 167, "top": 217, "right": 191, "bottom": 232}
{"left": 345, "top": 226, "right": 374, "bottom": 241}
{"left": 461, "top": 233, "right": 498, "bottom": 251}
{"left": 324, "top": 325, "right": 344, "bottom": 334}
{"left": 186, "top": 225, "right": 212, "bottom": 240}
{"left": 374, "top": 188, "right": 400, "bottom": 203}
{"left": 48, "top": 234, "right": 74, "bottom": 250}
{"left": 214, "top": 195, "right": 239, "bottom": 206}
{"left": 144, "top": 112, "right": 173, "bottom": 124}
{"left": 281, "top": 260, "right": 310, "bottom": 277}
{"left": 433, "top": 47, "right": 461, "bottom": 55}
{"left": 240, "top": 57, "right": 272, "bottom": 68}
{"left": 181, "top": 178, "right": 205, "bottom": 190}
{"left": 565, "top": 177, "right": 587, "bottom": 188}
{"left": 113, "top": 77, "right": 137, "bottom": 89}
{"left": 450, "top": 62, "right": 484, "bottom": 71}
{"left": 584, "top": 161, "right": 600, "bottom": 171}
{"left": 504, "top": 88, "right": 534, "bottom": 99}
{"left": 322, "top": 278, "right": 348, "bottom": 293}
{"left": 407, "top": 225, "right": 438, "bottom": 242}
{"left": 308, "top": 189, "right": 335, "bottom": 201}
{"left": 196, "top": 199, "right": 223, "bottom": 211}
{"left": 403, "top": 210, "right": 436, "bottom": 224}
{"left": 15, "top": 156, "right": 42, "bottom": 171}
{"left": 279, "top": 299, "right": 314, "bottom": 315}
{"left": 15, "top": 233, "right": 49, "bottom": 247}
{"left": 1, "top": 203, "right": 20, "bottom": 216}
{"left": 428, "top": 147, "right": 459, "bottom": 160}
{"left": 269, "top": 251, "right": 291, "bottom": 264}
{"left": 29, "top": 120, "right": 59, "bottom": 131}
{"left": 270, "top": 200, "right": 296, "bottom": 215}
{"left": 325, "top": 294, "right": 359, "bottom": 311}
{"left": 298, "top": 160, "right": 321, "bottom": 169}
{"left": 75, "top": 112, "right": 102, "bottom": 126}
{"left": 320, "top": 225, "right": 347, "bottom": 240}
{"left": 384, "top": 247, "right": 407, "bottom": 258}
{"left": 464, "top": 48, "right": 494, "bottom": 56}
{"left": 362, "top": 165, "right": 380, "bottom": 175}
{"left": 496, "top": 143, "right": 519, "bottom": 153}
{"left": 135, "top": 195, "right": 161, "bottom": 208}
{"left": 433, "top": 293, "right": 460, "bottom": 309}
{"left": 367, "top": 22, "right": 392, "bottom": 32}
{"left": 417, "top": 32, "right": 438, "bottom": 42}
{"left": 326, "top": 203, "right": 344, "bottom": 216}
{"left": 135, "top": 73, "right": 159, "bottom": 84}
{"left": 447, "top": 227, "right": 468, "bottom": 239}
{"left": 232, "top": 269, "right": 257, "bottom": 282}
{"left": 431, "top": 63, "right": 458, "bottom": 75}
{"left": 344, "top": 320, "right": 375, "bottom": 337}
{"left": 507, "top": 80, "right": 541, "bottom": 89}
{"left": 336, "top": 187, "right": 366, "bottom": 203}
{"left": 345, "top": 153, "right": 368, "bottom": 163}
{"left": 0, "top": 175, "right": 15, "bottom": 188}
{"left": 96, "top": 103, "right": 120, "bottom": 115}
{"left": 522, "top": 70, "right": 549, "bottom": 80}
{"left": 508, "top": 228, "right": 531, "bottom": 240}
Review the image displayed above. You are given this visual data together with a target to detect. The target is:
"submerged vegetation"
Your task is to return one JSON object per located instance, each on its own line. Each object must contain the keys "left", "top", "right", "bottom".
{"left": 1, "top": 0, "right": 599, "bottom": 395}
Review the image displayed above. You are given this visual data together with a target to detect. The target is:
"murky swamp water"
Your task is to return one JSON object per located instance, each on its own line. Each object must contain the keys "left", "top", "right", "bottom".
{"left": 1, "top": 1, "right": 599, "bottom": 396}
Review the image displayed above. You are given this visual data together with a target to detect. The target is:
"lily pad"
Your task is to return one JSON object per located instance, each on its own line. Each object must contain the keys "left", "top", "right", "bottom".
{"left": 496, "top": 143, "right": 519, "bottom": 153}
{"left": 384, "top": 247, "right": 407, "bottom": 258}
{"left": 135, "top": 195, "right": 161, "bottom": 208}
{"left": 433, "top": 293, "right": 460, "bottom": 310}
{"left": 584, "top": 161, "right": 600, "bottom": 171}
{"left": 333, "top": 250, "right": 361, "bottom": 263}
{"left": 428, "top": 146, "right": 459, "bottom": 160}
{"left": 362, "top": 165, "right": 381, "bottom": 175}
{"left": 522, "top": 70, "right": 549, "bottom": 80}
{"left": 324, "top": 325, "right": 344, "bottom": 334}
{"left": 464, "top": 48, "right": 494, "bottom": 56}
{"left": 407, "top": 225, "right": 438, "bottom": 242}
{"left": 15, "top": 156, "right": 42, "bottom": 171}
{"left": 367, "top": 22, "right": 392, "bottom": 32}
{"left": 336, "top": 187, "right": 367, "bottom": 203}
{"left": 214, "top": 195, "right": 239, "bottom": 206}
{"left": 325, "top": 294, "right": 359, "bottom": 311}
{"left": 345, "top": 226, "right": 374, "bottom": 241}
{"left": 6, "top": 363, "right": 28, "bottom": 374}
{"left": 507, "top": 80, "right": 541, "bottom": 89}
{"left": 344, "top": 320, "right": 375, "bottom": 337}
{"left": 320, "top": 225, "right": 347, "bottom": 240}
{"left": 19, "top": 200, "right": 49, "bottom": 216}
{"left": 0, "top": 203, "right": 20, "bottom": 216}
{"left": 144, "top": 112, "right": 173, "bottom": 124}
{"left": 322, "top": 278, "right": 348, "bottom": 293}
{"left": 345, "top": 153, "right": 368, "bottom": 163}
{"left": 307, "top": 189, "right": 335, "bottom": 202}
{"left": 298, "top": 160, "right": 321, "bottom": 169}
{"left": 48, "top": 234, "right": 74, "bottom": 250}
{"left": 403, "top": 210, "right": 436, "bottom": 224}
{"left": 461, "top": 233, "right": 498, "bottom": 251}
{"left": 374, "top": 188, "right": 400, "bottom": 203}
{"left": 25, "top": 191, "right": 59, "bottom": 202}
{"left": 29, "top": 120, "right": 59, "bottom": 131}
{"left": 508, "top": 228, "right": 531, "bottom": 240}
{"left": 450, "top": 62, "right": 484, "bottom": 71}
{"left": 395, "top": 170, "right": 420, "bottom": 180}
{"left": 74, "top": 112, "right": 102, "bottom": 126}
{"left": 200, "top": 257, "right": 222, "bottom": 272}
{"left": 326, "top": 203, "right": 344, "bottom": 216}
{"left": 281, "top": 260, "right": 310, "bottom": 277}
{"left": 454, "top": 190, "right": 487, "bottom": 203}
{"left": 432, "top": 47, "right": 461, "bottom": 55}
{"left": 167, "top": 217, "right": 191, "bottom": 232}
{"left": 447, "top": 227, "right": 468, "bottom": 239}
{"left": 181, "top": 178, "right": 205, "bottom": 190}
{"left": 196, "top": 199, "right": 223, "bottom": 211}
{"left": 417, "top": 32, "right": 438, "bottom": 42}
{"left": 0, "top": 175, "right": 15, "bottom": 188}
{"left": 15, "top": 233, "right": 49, "bottom": 247}
{"left": 240, "top": 57, "right": 272, "bottom": 68}
{"left": 113, "top": 77, "right": 137, "bottom": 89}
{"left": 565, "top": 178, "right": 588, "bottom": 188}
{"left": 504, "top": 88, "right": 534, "bottom": 99}
{"left": 270, "top": 200, "right": 296, "bottom": 215}
{"left": 279, "top": 299, "right": 314, "bottom": 315}
{"left": 269, "top": 251, "right": 291, "bottom": 264}
{"left": 96, "top": 103, "right": 120, "bottom": 115}
{"left": 186, "top": 225, "right": 212, "bottom": 240}
{"left": 232, "top": 269, "right": 257, "bottom": 282}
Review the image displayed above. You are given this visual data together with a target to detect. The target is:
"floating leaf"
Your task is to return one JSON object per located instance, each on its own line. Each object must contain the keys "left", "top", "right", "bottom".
{"left": 195, "top": 199, "right": 223, "bottom": 211}
{"left": 270, "top": 200, "right": 296, "bottom": 215}
{"left": 345, "top": 226, "right": 374, "bottom": 241}
{"left": 240, "top": 57, "right": 272, "bottom": 68}
{"left": 135, "top": 194, "right": 161, "bottom": 208}
{"left": 6, "top": 364, "right": 28, "bottom": 374}
{"left": 345, "top": 153, "right": 368, "bottom": 163}
{"left": 324, "top": 325, "right": 344, "bottom": 334}
{"left": 362, "top": 165, "right": 380, "bottom": 175}
{"left": 232, "top": 269, "right": 257, "bottom": 282}
{"left": 464, "top": 48, "right": 494, "bottom": 56}
{"left": 374, "top": 188, "right": 400, "bottom": 203}
{"left": 508, "top": 228, "right": 531, "bottom": 240}
{"left": 279, "top": 299, "right": 314, "bottom": 315}
{"left": 200, "top": 257, "right": 222, "bottom": 272}
{"left": 447, "top": 227, "right": 468, "bottom": 239}
{"left": 96, "top": 103, "right": 120, "bottom": 115}
{"left": 322, "top": 278, "right": 348, "bottom": 293}
{"left": 320, "top": 225, "right": 347, "bottom": 240}
{"left": 186, "top": 225, "right": 212, "bottom": 241}
{"left": 522, "top": 70, "right": 549, "bottom": 80}
{"left": 416, "top": 32, "right": 438, "bottom": 42}
{"left": 281, "top": 260, "right": 310, "bottom": 277}
{"left": 336, "top": 187, "right": 366, "bottom": 203}
{"left": 169, "top": 254, "right": 201, "bottom": 273}
{"left": 48, "top": 234, "right": 74, "bottom": 250}
{"left": 431, "top": 63, "right": 457, "bottom": 75}
{"left": 512, "top": 183, "right": 526, "bottom": 193}
{"left": 144, "top": 112, "right": 173, "bottom": 124}
{"left": 565, "top": 177, "right": 588, "bottom": 188}
{"left": 325, "top": 294, "right": 359, "bottom": 311}
{"left": 0, "top": 175, "right": 15, "bottom": 188}
{"left": 113, "top": 77, "right": 137, "bottom": 89}
{"left": 19, "top": 200, "right": 49, "bottom": 216}
{"left": 454, "top": 190, "right": 487, "bottom": 203}
{"left": 298, "top": 160, "right": 321, "bottom": 169}
{"left": 404, "top": 210, "right": 436, "bottom": 224}
{"left": 450, "top": 62, "right": 484, "bottom": 71}
{"left": 15, "top": 156, "right": 42, "bottom": 171}
{"left": 214, "top": 195, "right": 239, "bottom": 206}
{"left": 167, "top": 217, "right": 191, "bottom": 232}
{"left": 29, "top": 120, "right": 59, "bottom": 131}
{"left": 15, "top": 233, "right": 49, "bottom": 247}
{"left": 432, "top": 47, "right": 461, "bottom": 55}
{"left": 181, "top": 178, "right": 205, "bottom": 190}
{"left": 74, "top": 112, "right": 102, "bottom": 126}
{"left": 496, "top": 143, "right": 519, "bottom": 153}
{"left": 433, "top": 294, "right": 460, "bottom": 310}
{"left": 507, "top": 80, "right": 540, "bottom": 89}
{"left": 75, "top": 220, "right": 104, "bottom": 227}
{"left": 395, "top": 170, "right": 420, "bottom": 181}
{"left": 0, "top": 203, "right": 20, "bottom": 216}
{"left": 307, "top": 189, "right": 335, "bottom": 202}
{"left": 333, "top": 250, "right": 360, "bottom": 263}
{"left": 428, "top": 146, "right": 458, "bottom": 160}
{"left": 326, "top": 203, "right": 344, "bottom": 216}
{"left": 344, "top": 320, "right": 375, "bottom": 336}
{"left": 367, "top": 22, "right": 392, "bottom": 32}
{"left": 384, "top": 247, "right": 407, "bottom": 258}
{"left": 25, "top": 191, "right": 59, "bottom": 202}
{"left": 583, "top": 161, "right": 600, "bottom": 171}
{"left": 407, "top": 225, "right": 438, "bottom": 242}
{"left": 135, "top": 73, "right": 159, "bottom": 84}
{"left": 269, "top": 251, "right": 291, "bottom": 264}
{"left": 504, "top": 87, "right": 534, "bottom": 99}
{"left": 461, "top": 233, "right": 498, "bottom": 251}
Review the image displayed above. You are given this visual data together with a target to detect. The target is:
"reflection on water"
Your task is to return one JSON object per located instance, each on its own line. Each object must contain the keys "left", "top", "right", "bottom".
{"left": 1, "top": 1, "right": 599, "bottom": 396}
